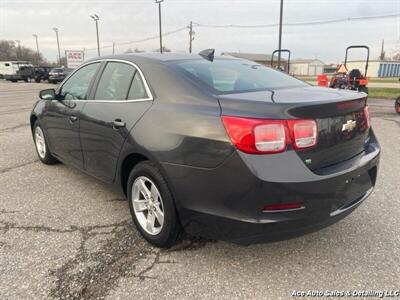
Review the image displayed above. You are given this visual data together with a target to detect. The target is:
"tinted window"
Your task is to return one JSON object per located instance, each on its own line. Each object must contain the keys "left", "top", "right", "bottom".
{"left": 51, "top": 68, "right": 63, "bottom": 73}
{"left": 5, "top": 63, "right": 10, "bottom": 67}
{"left": 95, "top": 62, "right": 135, "bottom": 100}
{"left": 127, "top": 72, "right": 148, "bottom": 100}
{"left": 59, "top": 63, "right": 99, "bottom": 100}
{"left": 177, "top": 59, "right": 307, "bottom": 93}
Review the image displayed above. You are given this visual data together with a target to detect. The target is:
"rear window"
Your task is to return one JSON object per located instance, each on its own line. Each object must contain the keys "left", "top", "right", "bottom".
{"left": 176, "top": 59, "right": 307, "bottom": 93}
{"left": 50, "top": 68, "right": 63, "bottom": 73}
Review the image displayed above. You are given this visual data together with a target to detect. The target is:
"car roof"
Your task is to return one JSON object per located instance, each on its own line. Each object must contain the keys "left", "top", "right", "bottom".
{"left": 87, "top": 52, "right": 237, "bottom": 64}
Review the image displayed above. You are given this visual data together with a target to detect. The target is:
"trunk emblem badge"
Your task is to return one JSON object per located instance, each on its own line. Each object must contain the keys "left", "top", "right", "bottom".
{"left": 342, "top": 120, "right": 357, "bottom": 132}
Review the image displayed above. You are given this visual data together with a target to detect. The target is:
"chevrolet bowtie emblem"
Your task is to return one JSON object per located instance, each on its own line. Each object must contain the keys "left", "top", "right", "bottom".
{"left": 342, "top": 120, "right": 357, "bottom": 132}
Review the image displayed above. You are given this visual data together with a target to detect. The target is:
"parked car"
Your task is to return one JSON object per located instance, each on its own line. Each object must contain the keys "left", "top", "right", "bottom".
{"left": 33, "top": 66, "right": 52, "bottom": 83}
{"left": 48, "top": 67, "right": 73, "bottom": 83}
{"left": 395, "top": 96, "right": 400, "bottom": 114}
{"left": 30, "top": 53, "right": 380, "bottom": 247}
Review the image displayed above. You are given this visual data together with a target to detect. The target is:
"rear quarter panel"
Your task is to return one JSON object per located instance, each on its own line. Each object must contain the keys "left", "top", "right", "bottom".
{"left": 126, "top": 62, "right": 233, "bottom": 168}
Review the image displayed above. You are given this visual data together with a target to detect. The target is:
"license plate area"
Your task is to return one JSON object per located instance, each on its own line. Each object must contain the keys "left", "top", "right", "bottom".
{"left": 331, "top": 170, "right": 373, "bottom": 212}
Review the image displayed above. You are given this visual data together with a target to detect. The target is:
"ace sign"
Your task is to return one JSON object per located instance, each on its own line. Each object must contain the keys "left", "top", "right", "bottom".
{"left": 65, "top": 50, "right": 84, "bottom": 68}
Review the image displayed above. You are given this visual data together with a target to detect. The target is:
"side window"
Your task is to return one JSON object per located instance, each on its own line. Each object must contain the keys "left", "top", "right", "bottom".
{"left": 94, "top": 62, "right": 135, "bottom": 100}
{"left": 60, "top": 63, "right": 99, "bottom": 100}
{"left": 127, "top": 72, "right": 149, "bottom": 100}
{"left": 5, "top": 63, "right": 10, "bottom": 67}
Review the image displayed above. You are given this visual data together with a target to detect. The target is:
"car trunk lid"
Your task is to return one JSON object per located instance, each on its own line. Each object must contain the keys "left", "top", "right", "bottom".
{"left": 218, "top": 86, "right": 370, "bottom": 171}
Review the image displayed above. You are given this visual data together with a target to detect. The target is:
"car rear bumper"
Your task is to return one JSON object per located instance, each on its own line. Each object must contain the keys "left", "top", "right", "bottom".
{"left": 162, "top": 130, "right": 380, "bottom": 244}
{"left": 48, "top": 76, "right": 64, "bottom": 82}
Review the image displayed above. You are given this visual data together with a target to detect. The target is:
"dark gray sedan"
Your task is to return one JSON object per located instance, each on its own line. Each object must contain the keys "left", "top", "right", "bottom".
{"left": 30, "top": 53, "right": 380, "bottom": 247}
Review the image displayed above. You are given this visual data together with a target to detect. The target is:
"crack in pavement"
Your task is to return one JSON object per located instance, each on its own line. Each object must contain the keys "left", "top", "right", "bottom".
{"left": 169, "top": 235, "right": 216, "bottom": 252}
{"left": 0, "top": 107, "right": 32, "bottom": 116}
{"left": 0, "top": 203, "right": 211, "bottom": 298}
{"left": 382, "top": 118, "right": 400, "bottom": 128}
{"left": 0, "top": 209, "right": 18, "bottom": 215}
{"left": 0, "top": 160, "right": 39, "bottom": 174}
{"left": 48, "top": 221, "right": 157, "bottom": 299}
{"left": 105, "top": 198, "right": 126, "bottom": 202}
{"left": 0, "top": 217, "right": 213, "bottom": 299}
{"left": 0, "top": 123, "right": 29, "bottom": 132}
{"left": 134, "top": 251, "right": 178, "bottom": 281}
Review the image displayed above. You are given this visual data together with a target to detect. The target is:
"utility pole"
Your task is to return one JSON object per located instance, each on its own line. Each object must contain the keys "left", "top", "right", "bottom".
{"left": 188, "top": 21, "right": 195, "bottom": 53}
{"left": 15, "top": 40, "right": 21, "bottom": 60}
{"left": 33, "top": 34, "right": 40, "bottom": 63}
{"left": 155, "top": 0, "right": 164, "bottom": 53}
{"left": 90, "top": 14, "right": 100, "bottom": 56}
{"left": 53, "top": 28, "right": 61, "bottom": 65}
{"left": 379, "top": 39, "right": 385, "bottom": 60}
{"left": 112, "top": 42, "right": 115, "bottom": 55}
{"left": 277, "top": 0, "right": 284, "bottom": 67}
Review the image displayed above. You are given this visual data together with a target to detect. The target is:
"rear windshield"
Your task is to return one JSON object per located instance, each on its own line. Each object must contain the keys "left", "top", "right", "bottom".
{"left": 176, "top": 59, "right": 307, "bottom": 93}
{"left": 51, "top": 68, "right": 63, "bottom": 73}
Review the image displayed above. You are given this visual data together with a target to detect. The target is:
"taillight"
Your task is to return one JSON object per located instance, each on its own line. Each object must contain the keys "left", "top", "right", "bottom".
{"left": 221, "top": 116, "right": 318, "bottom": 154}
{"left": 221, "top": 116, "right": 288, "bottom": 154}
{"left": 287, "top": 120, "right": 317, "bottom": 150}
{"left": 363, "top": 105, "right": 371, "bottom": 128}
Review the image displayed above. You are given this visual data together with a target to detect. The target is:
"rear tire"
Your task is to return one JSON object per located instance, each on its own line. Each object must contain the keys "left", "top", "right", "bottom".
{"left": 33, "top": 122, "right": 59, "bottom": 165}
{"left": 359, "top": 86, "right": 368, "bottom": 94}
{"left": 395, "top": 97, "right": 400, "bottom": 114}
{"left": 127, "top": 161, "right": 182, "bottom": 248}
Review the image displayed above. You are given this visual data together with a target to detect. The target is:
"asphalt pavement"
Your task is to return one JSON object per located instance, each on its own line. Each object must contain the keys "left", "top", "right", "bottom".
{"left": 0, "top": 80, "right": 399, "bottom": 299}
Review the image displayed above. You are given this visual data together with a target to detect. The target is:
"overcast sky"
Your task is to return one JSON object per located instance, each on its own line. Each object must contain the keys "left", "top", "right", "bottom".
{"left": 0, "top": 0, "right": 399, "bottom": 63}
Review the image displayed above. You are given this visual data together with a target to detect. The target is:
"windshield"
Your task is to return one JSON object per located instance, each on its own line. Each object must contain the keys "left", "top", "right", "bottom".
{"left": 50, "top": 68, "right": 63, "bottom": 73}
{"left": 176, "top": 59, "right": 307, "bottom": 93}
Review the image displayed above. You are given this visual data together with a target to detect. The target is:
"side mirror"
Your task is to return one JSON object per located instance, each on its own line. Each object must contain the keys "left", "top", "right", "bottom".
{"left": 39, "top": 89, "right": 56, "bottom": 100}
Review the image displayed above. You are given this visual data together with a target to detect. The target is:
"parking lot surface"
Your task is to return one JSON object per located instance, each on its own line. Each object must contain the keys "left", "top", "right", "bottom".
{"left": 0, "top": 80, "right": 399, "bottom": 299}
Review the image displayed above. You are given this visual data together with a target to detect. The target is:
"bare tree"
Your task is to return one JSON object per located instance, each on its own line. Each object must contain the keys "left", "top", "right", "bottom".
{"left": 0, "top": 40, "right": 45, "bottom": 64}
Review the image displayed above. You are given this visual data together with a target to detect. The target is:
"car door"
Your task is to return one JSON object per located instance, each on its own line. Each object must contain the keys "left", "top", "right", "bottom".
{"left": 45, "top": 62, "right": 100, "bottom": 169}
{"left": 79, "top": 60, "right": 153, "bottom": 182}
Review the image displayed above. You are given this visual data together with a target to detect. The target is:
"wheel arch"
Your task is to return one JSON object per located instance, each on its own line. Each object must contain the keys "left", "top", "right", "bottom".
{"left": 119, "top": 152, "right": 149, "bottom": 197}
{"left": 30, "top": 114, "right": 38, "bottom": 132}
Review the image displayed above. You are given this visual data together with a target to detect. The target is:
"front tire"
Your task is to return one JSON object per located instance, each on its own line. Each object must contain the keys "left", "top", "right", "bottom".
{"left": 127, "top": 161, "right": 182, "bottom": 248}
{"left": 33, "top": 122, "right": 58, "bottom": 165}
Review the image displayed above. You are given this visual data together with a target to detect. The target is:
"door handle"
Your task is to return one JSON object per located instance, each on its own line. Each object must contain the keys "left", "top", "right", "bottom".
{"left": 112, "top": 119, "right": 126, "bottom": 129}
{"left": 69, "top": 116, "right": 78, "bottom": 123}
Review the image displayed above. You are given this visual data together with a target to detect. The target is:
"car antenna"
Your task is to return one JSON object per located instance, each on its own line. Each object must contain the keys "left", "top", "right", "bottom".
{"left": 199, "top": 49, "right": 215, "bottom": 62}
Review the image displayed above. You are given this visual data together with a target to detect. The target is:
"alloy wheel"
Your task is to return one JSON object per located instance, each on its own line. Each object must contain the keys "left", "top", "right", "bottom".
{"left": 35, "top": 126, "right": 46, "bottom": 159}
{"left": 131, "top": 176, "right": 164, "bottom": 235}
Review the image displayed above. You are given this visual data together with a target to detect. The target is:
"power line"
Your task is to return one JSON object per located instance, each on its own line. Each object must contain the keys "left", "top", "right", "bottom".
{"left": 80, "top": 12, "right": 400, "bottom": 52}
{"left": 192, "top": 12, "right": 400, "bottom": 28}
{"left": 85, "top": 26, "right": 188, "bottom": 51}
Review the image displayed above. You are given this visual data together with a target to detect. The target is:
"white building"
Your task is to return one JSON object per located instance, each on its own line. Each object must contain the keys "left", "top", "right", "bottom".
{"left": 290, "top": 59, "right": 325, "bottom": 76}
{"left": 345, "top": 60, "right": 400, "bottom": 78}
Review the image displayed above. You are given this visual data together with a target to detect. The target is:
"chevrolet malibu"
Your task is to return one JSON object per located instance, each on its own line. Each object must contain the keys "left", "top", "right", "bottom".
{"left": 30, "top": 52, "right": 380, "bottom": 247}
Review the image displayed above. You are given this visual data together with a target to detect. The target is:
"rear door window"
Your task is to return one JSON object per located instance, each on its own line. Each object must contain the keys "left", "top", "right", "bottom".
{"left": 94, "top": 62, "right": 135, "bottom": 100}
{"left": 127, "top": 72, "right": 148, "bottom": 100}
